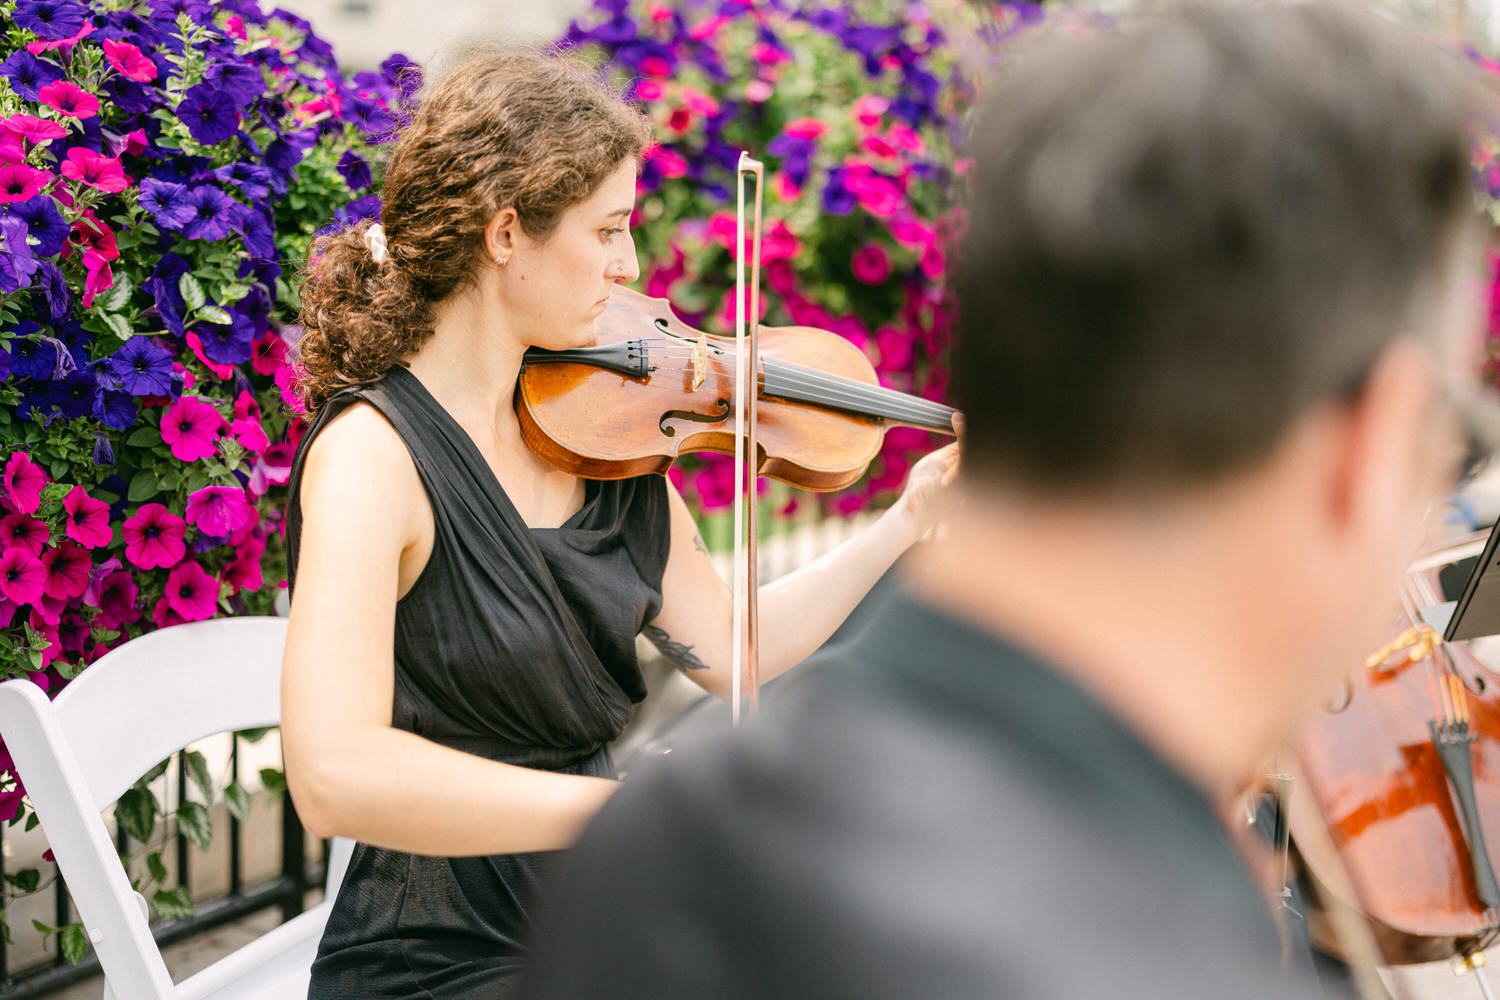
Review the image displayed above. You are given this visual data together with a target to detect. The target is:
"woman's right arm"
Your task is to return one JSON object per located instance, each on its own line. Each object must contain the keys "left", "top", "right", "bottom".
{"left": 280, "top": 404, "right": 617, "bottom": 856}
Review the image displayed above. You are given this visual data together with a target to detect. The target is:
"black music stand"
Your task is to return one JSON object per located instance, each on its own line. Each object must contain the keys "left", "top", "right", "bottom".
{"left": 1427, "top": 522, "right": 1500, "bottom": 642}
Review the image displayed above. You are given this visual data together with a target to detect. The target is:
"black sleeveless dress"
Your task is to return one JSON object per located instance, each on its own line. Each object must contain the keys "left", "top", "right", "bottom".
{"left": 283, "top": 365, "right": 671, "bottom": 1000}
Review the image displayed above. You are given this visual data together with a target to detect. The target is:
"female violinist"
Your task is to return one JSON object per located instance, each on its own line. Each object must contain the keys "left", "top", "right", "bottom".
{"left": 279, "top": 45, "right": 959, "bottom": 1000}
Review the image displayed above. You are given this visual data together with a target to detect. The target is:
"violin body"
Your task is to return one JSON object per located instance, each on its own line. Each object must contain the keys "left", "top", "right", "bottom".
{"left": 1289, "top": 533, "right": 1500, "bottom": 964}
{"left": 516, "top": 287, "right": 955, "bottom": 491}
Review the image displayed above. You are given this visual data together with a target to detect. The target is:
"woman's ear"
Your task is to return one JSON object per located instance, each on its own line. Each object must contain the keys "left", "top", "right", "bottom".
{"left": 484, "top": 207, "right": 519, "bottom": 266}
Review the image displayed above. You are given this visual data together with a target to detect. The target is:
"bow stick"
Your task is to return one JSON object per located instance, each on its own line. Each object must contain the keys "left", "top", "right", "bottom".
{"left": 731, "top": 152, "right": 765, "bottom": 724}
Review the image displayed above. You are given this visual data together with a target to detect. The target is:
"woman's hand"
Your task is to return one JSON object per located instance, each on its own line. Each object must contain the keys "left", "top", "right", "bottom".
{"left": 895, "top": 415, "right": 963, "bottom": 540}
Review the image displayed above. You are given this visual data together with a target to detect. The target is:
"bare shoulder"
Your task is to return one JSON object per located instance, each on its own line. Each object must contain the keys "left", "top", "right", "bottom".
{"left": 298, "top": 401, "right": 424, "bottom": 538}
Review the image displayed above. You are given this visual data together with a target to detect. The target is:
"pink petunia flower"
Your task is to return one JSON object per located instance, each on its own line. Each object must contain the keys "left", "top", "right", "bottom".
{"left": 0, "top": 132, "right": 23, "bottom": 164}
{"left": 783, "top": 117, "right": 828, "bottom": 141}
{"left": 80, "top": 247, "right": 114, "bottom": 309}
{"left": 40, "top": 541, "right": 89, "bottom": 600}
{"left": 160, "top": 396, "right": 225, "bottom": 462}
{"left": 184, "top": 485, "right": 257, "bottom": 537}
{"left": 102, "top": 39, "right": 158, "bottom": 82}
{"left": 223, "top": 533, "right": 266, "bottom": 593}
{"left": 38, "top": 81, "right": 100, "bottom": 121}
{"left": 851, "top": 244, "right": 892, "bottom": 285}
{"left": 61, "top": 148, "right": 128, "bottom": 193}
{"left": 69, "top": 212, "right": 118, "bottom": 261}
{"left": 26, "top": 20, "right": 95, "bottom": 55}
{"left": 151, "top": 595, "right": 187, "bottom": 629}
{"left": 0, "top": 163, "right": 49, "bottom": 203}
{"left": 0, "top": 548, "right": 46, "bottom": 606}
{"left": 248, "top": 442, "right": 294, "bottom": 497}
{"left": 851, "top": 94, "right": 889, "bottom": 130}
{"left": 163, "top": 561, "right": 219, "bottom": 622}
{"left": 95, "top": 569, "right": 141, "bottom": 629}
{"left": 0, "top": 513, "right": 48, "bottom": 557}
{"left": 2, "top": 114, "right": 68, "bottom": 145}
{"left": 3, "top": 453, "right": 47, "bottom": 514}
{"left": 121, "top": 503, "right": 186, "bottom": 570}
{"left": 635, "top": 79, "right": 664, "bottom": 102}
{"left": 62, "top": 485, "right": 111, "bottom": 548}
{"left": 250, "top": 330, "right": 287, "bottom": 376}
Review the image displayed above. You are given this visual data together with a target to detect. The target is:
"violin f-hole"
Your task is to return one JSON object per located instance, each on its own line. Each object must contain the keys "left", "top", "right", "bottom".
{"left": 659, "top": 399, "right": 731, "bottom": 437}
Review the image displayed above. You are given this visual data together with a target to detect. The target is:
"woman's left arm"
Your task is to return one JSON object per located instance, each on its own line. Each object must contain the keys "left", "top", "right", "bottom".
{"left": 644, "top": 438, "right": 960, "bottom": 698}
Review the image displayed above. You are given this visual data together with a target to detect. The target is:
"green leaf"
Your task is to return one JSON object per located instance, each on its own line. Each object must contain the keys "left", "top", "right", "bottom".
{"left": 126, "top": 425, "right": 161, "bottom": 448}
{"left": 177, "top": 800, "right": 212, "bottom": 852}
{"left": 195, "top": 305, "right": 232, "bottom": 325}
{"left": 218, "top": 281, "right": 251, "bottom": 302}
{"left": 178, "top": 273, "right": 206, "bottom": 311}
{"left": 59, "top": 923, "right": 88, "bottom": 965}
{"left": 146, "top": 851, "right": 168, "bottom": 885}
{"left": 258, "top": 767, "right": 286, "bottom": 797}
{"left": 100, "top": 313, "right": 133, "bottom": 342}
{"left": 141, "top": 757, "right": 171, "bottom": 784}
{"left": 116, "top": 786, "right": 157, "bottom": 843}
{"left": 5, "top": 868, "right": 40, "bottom": 893}
{"left": 24, "top": 811, "right": 39, "bottom": 832}
{"left": 223, "top": 781, "right": 250, "bottom": 822}
{"left": 151, "top": 886, "right": 194, "bottom": 921}
{"left": 101, "top": 275, "right": 134, "bottom": 312}
{"left": 32, "top": 919, "right": 53, "bottom": 936}
{"left": 238, "top": 726, "right": 274, "bottom": 744}
{"left": 182, "top": 750, "right": 213, "bottom": 803}
{"left": 127, "top": 469, "right": 160, "bottom": 503}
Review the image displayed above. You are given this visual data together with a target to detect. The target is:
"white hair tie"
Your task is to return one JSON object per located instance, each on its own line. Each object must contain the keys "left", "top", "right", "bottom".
{"left": 363, "top": 222, "right": 390, "bottom": 264}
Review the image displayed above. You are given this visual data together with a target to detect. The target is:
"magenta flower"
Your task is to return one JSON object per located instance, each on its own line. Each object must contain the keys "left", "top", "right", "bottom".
{"left": 60, "top": 148, "right": 128, "bottom": 193}
{"left": 3, "top": 452, "right": 46, "bottom": 514}
{"left": 38, "top": 80, "right": 99, "bottom": 120}
{"left": 163, "top": 561, "right": 219, "bottom": 622}
{"left": 248, "top": 442, "right": 294, "bottom": 497}
{"left": 41, "top": 541, "right": 89, "bottom": 600}
{"left": 95, "top": 569, "right": 141, "bottom": 629}
{"left": 102, "top": 39, "right": 158, "bottom": 82}
{"left": 0, "top": 132, "right": 23, "bottom": 164}
{"left": 80, "top": 247, "right": 113, "bottom": 308}
{"left": 121, "top": 503, "right": 186, "bottom": 570}
{"left": 159, "top": 396, "right": 224, "bottom": 462}
{"left": 184, "top": 485, "right": 257, "bottom": 537}
{"left": 0, "top": 163, "right": 49, "bottom": 203}
{"left": 223, "top": 535, "right": 266, "bottom": 593}
{"left": 2, "top": 114, "right": 68, "bottom": 145}
{"left": 783, "top": 117, "right": 827, "bottom": 141}
{"left": 851, "top": 244, "right": 892, "bottom": 285}
{"left": 63, "top": 485, "right": 111, "bottom": 548}
{"left": 0, "top": 548, "right": 45, "bottom": 606}
{"left": 0, "top": 513, "right": 48, "bottom": 557}
{"left": 151, "top": 595, "right": 186, "bottom": 629}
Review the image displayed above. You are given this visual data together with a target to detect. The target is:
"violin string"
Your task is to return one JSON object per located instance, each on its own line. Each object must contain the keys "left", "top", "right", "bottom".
{"left": 1428, "top": 672, "right": 1446, "bottom": 725}
{"left": 630, "top": 342, "right": 956, "bottom": 427}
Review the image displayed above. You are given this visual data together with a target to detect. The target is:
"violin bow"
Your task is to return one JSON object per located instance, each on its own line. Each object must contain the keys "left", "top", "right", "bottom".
{"left": 731, "top": 152, "right": 765, "bottom": 724}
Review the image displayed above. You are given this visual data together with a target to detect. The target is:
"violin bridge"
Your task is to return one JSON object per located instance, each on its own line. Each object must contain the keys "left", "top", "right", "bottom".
{"left": 691, "top": 335, "right": 708, "bottom": 391}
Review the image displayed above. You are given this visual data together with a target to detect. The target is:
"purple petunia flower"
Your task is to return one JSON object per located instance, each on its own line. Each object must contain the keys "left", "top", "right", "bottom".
{"left": 138, "top": 177, "right": 196, "bottom": 230}
{"left": 214, "top": 163, "right": 272, "bottom": 201}
{"left": 0, "top": 217, "right": 38, "bottom": 294}
{"left": 821, "top": 167, "right": 857, "bottom": 216}
{"left": 92, "top": 387, "right": 136, "bottom": 429}
{"left": 11, "top": 195, "right": 70, "bottom": 257}
{"left": 34, "top": 262, "right": 70, "bottom": 322}
{"left": 1, "top": 51, "right": 65, "bottom": 102}
{"left": 207, "top": 60, "right": 263, "bottom": 110}
{"left": 54, "top": 371, "right": 95, "bottom": 419}
{"left": 177, "top": 84, "right": 239, "bottom": 146}
{"left": 147, "top": 0, "right": 210, "bottom": 21}
{"left": 14, "top": 1, "right": 89, "bottom": 41}
{"left": 237, "top": 207, "right": 277, "bottom": 261}
{"left": 180, "top": 185, "right": 237, "bottom": 241}
{"left": 92, "top": 433, "right": 114, "bottom": 467}
{"left": 0, "top": 344, "right": 10, "bottom": 382}
{"left": 109, "top": 335, "right": 174, "bottom": 396}
{"left": 193, "top": 313, "right": 255, "bottom": 367}
{"left": 337, "top": 149, "right": 372, "bottom": 191}
{"left": 335, "top": 194, "right": 382, "bottom": 226}
{"left": 6, "top": 327, "right": 56, "bottom": 381}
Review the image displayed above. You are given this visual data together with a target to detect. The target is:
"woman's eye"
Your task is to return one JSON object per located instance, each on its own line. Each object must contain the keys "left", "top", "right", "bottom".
{"left": 602, "top": 227, "right": 626, "bottom": 242}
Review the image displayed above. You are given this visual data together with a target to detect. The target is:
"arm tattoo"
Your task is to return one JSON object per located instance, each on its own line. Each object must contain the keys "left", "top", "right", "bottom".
{"left": 692, "top": 531, "right": 709, "bottom": 556}
{"left": 643, "top": 624, "right": 710, "bottom": 671}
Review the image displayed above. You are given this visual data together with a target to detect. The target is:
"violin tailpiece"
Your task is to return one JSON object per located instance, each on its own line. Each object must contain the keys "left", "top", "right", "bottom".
{"left": 1430, "top": 719, "right": 1500, "bottom": 910}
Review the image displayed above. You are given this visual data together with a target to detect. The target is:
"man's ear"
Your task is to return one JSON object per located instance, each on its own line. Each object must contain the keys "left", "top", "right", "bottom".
{"left": 484, "top": 207, "right": 520, "bottom": 263}
{"left": 1323, "top": 337, "right": 1443, "bottom": 545}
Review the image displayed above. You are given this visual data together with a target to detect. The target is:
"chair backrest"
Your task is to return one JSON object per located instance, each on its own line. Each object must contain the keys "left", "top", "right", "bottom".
{"left": 0, "top": 617, "right": 290, "bottom": 1000}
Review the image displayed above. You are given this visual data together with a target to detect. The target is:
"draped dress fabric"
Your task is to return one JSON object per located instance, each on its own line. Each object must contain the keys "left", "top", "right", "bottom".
{"left": 283, "top": 365, "right": 671, "bottom": 999}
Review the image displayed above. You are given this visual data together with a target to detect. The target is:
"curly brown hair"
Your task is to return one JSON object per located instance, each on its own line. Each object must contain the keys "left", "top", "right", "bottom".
{"left": 293, "top": 45, "right": 653, "bottom": 413}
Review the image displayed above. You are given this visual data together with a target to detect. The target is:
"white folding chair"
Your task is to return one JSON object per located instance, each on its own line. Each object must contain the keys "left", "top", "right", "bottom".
{"left": 0, "top": 616, "right": 352, "bottom": 1000}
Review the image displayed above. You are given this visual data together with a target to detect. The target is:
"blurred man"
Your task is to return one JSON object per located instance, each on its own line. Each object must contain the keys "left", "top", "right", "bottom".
{"left": 523, "top": 6, "right": 1487, "bottom": 997}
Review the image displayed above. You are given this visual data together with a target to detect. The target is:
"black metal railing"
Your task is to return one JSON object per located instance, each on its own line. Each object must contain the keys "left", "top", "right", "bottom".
{"left": 0, "top": 731, "right": 326, "bottom": 998}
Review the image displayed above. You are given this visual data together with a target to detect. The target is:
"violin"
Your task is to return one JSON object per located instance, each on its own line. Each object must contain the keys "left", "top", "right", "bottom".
{"left": 1288, "top": 531, "right": 1500, "bottom": 967}
{"left": 515, "top": 286, "right": 958, "bottom": 490}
